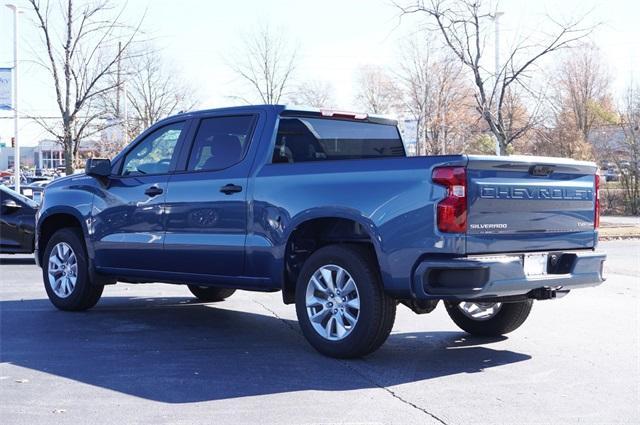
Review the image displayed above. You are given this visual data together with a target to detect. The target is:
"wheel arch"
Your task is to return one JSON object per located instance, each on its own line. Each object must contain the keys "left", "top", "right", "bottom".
{"left": 37, "top": 208, "right": 87, "bottom": 266}
{"left": 280, "top": 211, "right": 386, "bottom": 304}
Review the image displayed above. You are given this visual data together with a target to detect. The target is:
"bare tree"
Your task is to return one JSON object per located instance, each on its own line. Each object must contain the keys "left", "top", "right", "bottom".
{"left": 532, "top": 118, "right": 593, "bottom": 160}
{"left": 27, "top": 0, "right": 142, "bottom": 173}
{"left": 126, "top": 50, "right": 198, "bottom": 135}
{"left": 615, "top": 85, "right": 639, "bottom": 214}
{"left": 396, "top": 39, "right": 432, "bottom": 154}
{"left": 229, "top": 26, "right": 297, "bottom": 104}
{"left": 498, "top": 86, "right": 540, "bottom": 152}
{"left": 396, "top": 37, "right": 473, "bottom": 154}
{"left": 102, "top": 47, "right": 199, "bottom": 143}
{"left": 354, "top": 65, "right": 401, "bottom": 114}
{"left": 99, "top": 48, "right": 198, "bottom": 158}
{"left": 531, "top": 46, "right": 612, "bottom": 160}
{"left": 288, "top": 80, "right": 335, "bottom": 108}
{"left": 398, "top": 0, "right": 594, "bottom": 155}
{"left": 555, "top": 45, "right": 612, "bottom": 140}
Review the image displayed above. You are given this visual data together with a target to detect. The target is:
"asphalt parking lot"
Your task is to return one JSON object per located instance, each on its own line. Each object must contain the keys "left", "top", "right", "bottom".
{"left": 1, "top": 240, "right": 638, "bottom": 425}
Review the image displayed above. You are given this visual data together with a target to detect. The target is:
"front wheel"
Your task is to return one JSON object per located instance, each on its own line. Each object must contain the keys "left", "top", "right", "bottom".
{"left": 295, "top": 244, "right": 396, "bottom": 359}
{"left": 42, "top": 228, "right": 103, "bottom": 311}
{"left": 444, "top": 299, "right": 533, "bottom": 336}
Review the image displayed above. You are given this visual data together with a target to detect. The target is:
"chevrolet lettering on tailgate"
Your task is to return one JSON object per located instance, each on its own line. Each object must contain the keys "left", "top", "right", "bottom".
{"left": 480, "top": 185, "right": 593, "bottom": 201}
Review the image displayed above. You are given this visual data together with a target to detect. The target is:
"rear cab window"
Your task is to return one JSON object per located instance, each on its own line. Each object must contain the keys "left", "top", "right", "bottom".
{"left": 272, "top": 115, "right": 405, "bottom": 164}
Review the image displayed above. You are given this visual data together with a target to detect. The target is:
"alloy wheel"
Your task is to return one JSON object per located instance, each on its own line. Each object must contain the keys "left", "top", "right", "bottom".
{"left": 457, "top": 301, "right": 502, "bottom": 321}
{"left": 305, "top": 264, "right": 360, "bottom": 341}
{"left": 47, "top": 242, "right": 78, "bottom": 298}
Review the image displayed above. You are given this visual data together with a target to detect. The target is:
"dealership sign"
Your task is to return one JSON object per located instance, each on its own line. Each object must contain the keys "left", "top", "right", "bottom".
{"left": 0, "top": 68, "right": 12, "bottom": 110}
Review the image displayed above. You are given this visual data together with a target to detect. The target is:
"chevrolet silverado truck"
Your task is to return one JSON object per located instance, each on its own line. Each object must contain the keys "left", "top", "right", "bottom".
{"left": 35, "top": 105, "right": 606, "bottom": 358}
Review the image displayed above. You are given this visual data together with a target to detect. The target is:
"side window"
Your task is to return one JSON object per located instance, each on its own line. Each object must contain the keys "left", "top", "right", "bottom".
{"left": 188, "top": 115, "right": 255, "bottom": 171}
{"left": 121, "top": 122, "right": 184, "bottom": 176}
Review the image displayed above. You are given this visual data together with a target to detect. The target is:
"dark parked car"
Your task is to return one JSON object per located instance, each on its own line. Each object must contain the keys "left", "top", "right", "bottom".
{"left": 35, "top": 105, "right": 605, "bottom": 358}
{"left": 1, "top": 184, "right": 37, "bottom": 254}
{"left": 9, "top": 183, "right": 47, "bottom": 204}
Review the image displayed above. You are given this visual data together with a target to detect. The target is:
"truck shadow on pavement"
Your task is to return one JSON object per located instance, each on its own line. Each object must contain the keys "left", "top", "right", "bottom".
{"left": 0, "top": 257, "right": 36, "bottom": 265}
{"left": 1, "top": 296, "right": 531, "bottom": 403}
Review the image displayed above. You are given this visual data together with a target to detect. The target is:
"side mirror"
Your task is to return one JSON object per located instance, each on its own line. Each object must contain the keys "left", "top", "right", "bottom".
{"left": 2, "top": 199, "right": 21, "bottom": 212}
{"left": 86, "top": 158, "right": 111, "bottom": 178}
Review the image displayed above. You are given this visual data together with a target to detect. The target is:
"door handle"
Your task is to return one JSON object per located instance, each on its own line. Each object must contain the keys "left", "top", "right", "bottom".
{"left": 144, "top": 185, "right": 164, "bottom": 197}
{"left": 220, "top": 184, "right": 243, "bottom": 195}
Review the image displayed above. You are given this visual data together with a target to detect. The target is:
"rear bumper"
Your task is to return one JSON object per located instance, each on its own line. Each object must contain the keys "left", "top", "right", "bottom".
{"left": 412, "top": 250, "right": 606, "bottom": 300}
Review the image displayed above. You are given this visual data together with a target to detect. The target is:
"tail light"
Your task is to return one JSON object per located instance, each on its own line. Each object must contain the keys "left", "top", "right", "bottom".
{"left": 432, "top": 166, "right": 467, "bottom": 233}
{"left": 594, "top": 173, "right": 600, "bottom": 229}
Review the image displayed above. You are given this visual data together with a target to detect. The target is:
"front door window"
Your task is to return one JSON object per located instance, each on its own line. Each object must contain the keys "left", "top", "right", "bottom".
{"left": 121, "top": 122, "right": 184, "bottom": 176}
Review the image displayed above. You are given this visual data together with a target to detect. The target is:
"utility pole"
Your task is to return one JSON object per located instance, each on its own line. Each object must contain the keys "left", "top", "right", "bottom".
{"left": 493, "top": 11, "right": 504, "bottom": 156}
{"left": 6, "top": 3, "right": 20, "bottom": 190}
{"left": 122, "top": 80, "right": 128, "bottom": 140}
{"left": 440, "top": 94, "right": 447, "bottom": 155}
{"left": 116, "top": 41, "right": 122, "bottom": 118}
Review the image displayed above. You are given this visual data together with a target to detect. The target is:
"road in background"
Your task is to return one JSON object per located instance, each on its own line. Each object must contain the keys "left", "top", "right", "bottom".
{"left": 599, "top": 216, "right": 640, "bottom": 239}
{"left": 1, "top": 240, "right": 638, "bottom": 425}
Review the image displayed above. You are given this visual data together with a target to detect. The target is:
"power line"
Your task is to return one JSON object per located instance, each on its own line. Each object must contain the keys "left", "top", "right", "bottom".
{"left": 0, "top": 116, "right": 59, "bottom": 119}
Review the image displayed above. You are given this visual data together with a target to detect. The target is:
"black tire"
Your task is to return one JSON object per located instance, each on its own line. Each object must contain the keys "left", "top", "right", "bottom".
{"left": 295, "top": 244, "right": 396, "bottom": 359}
{"left": 444, "top": 300, "right": 533, "bottom": 336}
{"left": 188, "top": 285, "right": 236, "bottom": 302}
{"left": 42, "top": 228, "right": 103, "bottom": 311}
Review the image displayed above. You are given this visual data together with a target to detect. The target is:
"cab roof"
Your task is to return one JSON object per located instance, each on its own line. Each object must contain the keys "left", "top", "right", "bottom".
{"left": 165, "top": 104, "right": 397, "bottom": 126}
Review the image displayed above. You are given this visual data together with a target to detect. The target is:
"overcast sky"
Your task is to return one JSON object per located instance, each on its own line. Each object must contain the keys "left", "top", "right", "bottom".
{"left": 1, "top": 0, "right": 638, "bottom": 146}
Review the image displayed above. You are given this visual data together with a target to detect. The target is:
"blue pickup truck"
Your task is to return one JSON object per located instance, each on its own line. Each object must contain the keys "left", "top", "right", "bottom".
{"left": 35, "top": 105, "right": 605, "bottom": 358}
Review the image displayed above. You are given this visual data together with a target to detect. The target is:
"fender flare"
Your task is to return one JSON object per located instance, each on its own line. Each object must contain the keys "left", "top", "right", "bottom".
{"left": 279, "top": 206, "right": 390, "bottom": 288}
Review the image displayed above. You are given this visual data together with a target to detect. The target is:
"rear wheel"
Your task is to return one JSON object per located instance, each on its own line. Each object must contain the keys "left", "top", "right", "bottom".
{"left": 295, "top": 244, "right": 396, "bottom": 358}
{"left": 42, "top": 228, "right": 103, "bottom": 311}
{"left": 444, "top": 300, "right": 533, "bottom": 336}
{"left": 188, "top": 285, "right": 236, "bottom": 302}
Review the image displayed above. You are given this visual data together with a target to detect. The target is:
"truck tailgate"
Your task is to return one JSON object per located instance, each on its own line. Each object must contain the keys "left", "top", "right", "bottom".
{"left": 466, "top": 155, "right": 598, "bottom": 254}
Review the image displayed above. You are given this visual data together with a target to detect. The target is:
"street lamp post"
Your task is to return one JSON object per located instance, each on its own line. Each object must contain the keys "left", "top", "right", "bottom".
{"left": 6, "top": 3, "right": 20, "bottom": 191}
{"left": 493, "top": 11, "right": 504, "bottom": 156}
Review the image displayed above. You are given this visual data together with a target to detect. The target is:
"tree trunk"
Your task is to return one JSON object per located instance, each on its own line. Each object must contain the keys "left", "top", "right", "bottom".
{"left": 63, "top": 143, "right": 73, "bottom": 175}
{"left": 499, "top": 139, "right": 509, "bottom": 156}
{"left": 63, "top": 118, "right": 74, "bottom": 175}
{"left": 494, "top": 132, "right": 509, "bottom": 156}
{"left": 415, "top": 119, "right": 422, "bottom": 156}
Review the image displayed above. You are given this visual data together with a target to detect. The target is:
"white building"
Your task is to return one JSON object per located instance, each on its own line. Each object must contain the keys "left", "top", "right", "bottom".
{"left": 35, "top": 140, "right": 67, "bottom": 169}
{"left": 0, "top": 139, "right": 99, "bottom": 170}
{"left": 397, "top": 118, "right": 418, "bottom": 156}
{"left": 0, "top": 145, "right": 36, "bottom": 169}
